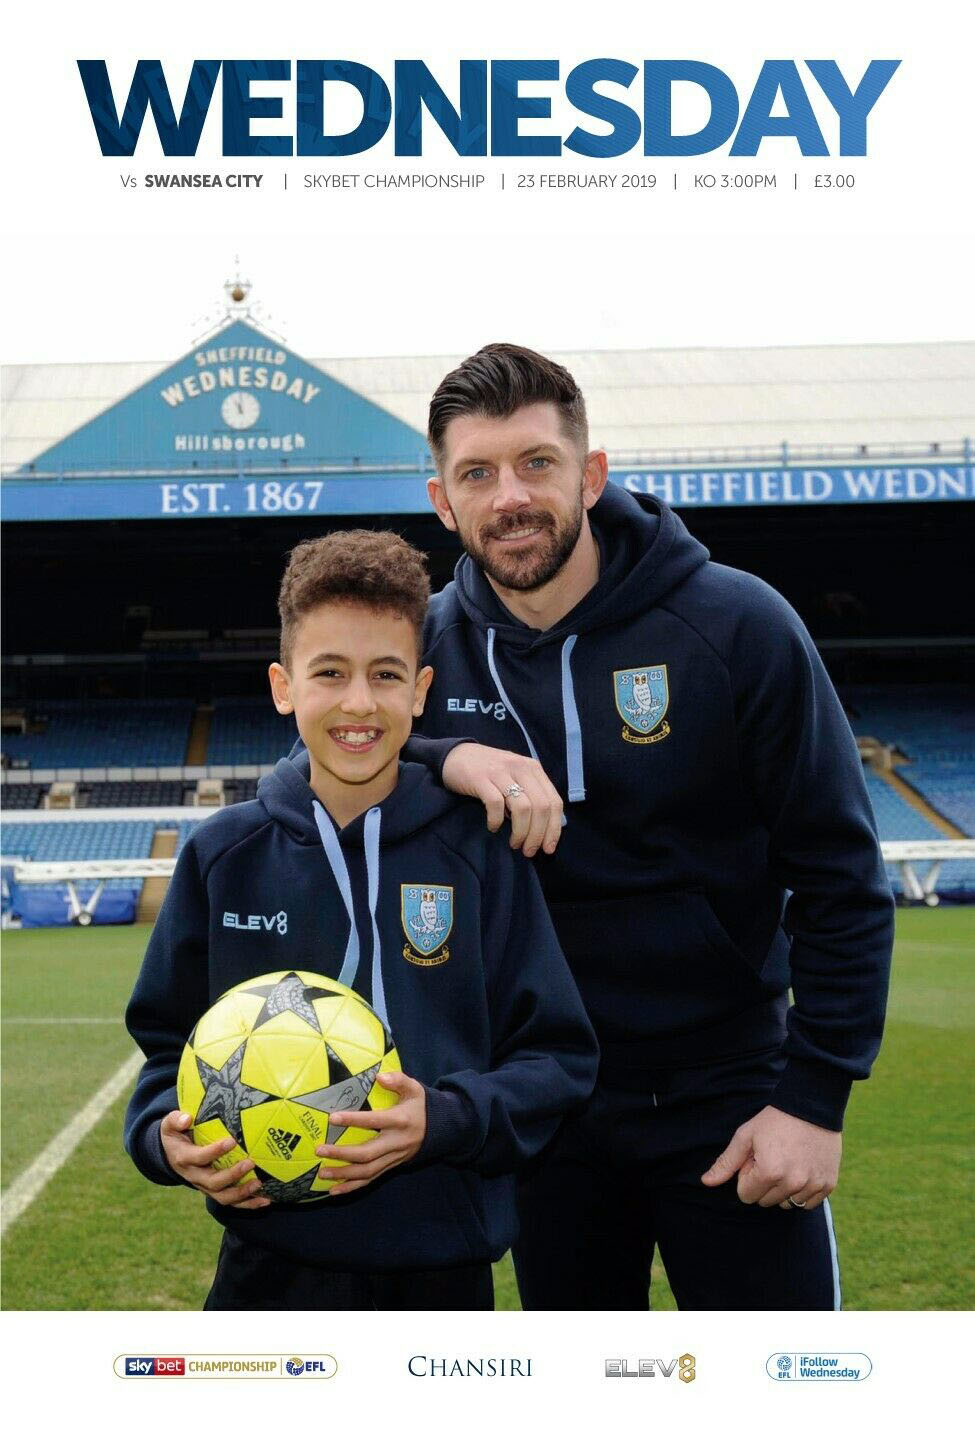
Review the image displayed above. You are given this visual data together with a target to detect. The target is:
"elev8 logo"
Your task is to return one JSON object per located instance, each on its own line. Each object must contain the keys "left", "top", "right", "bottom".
{"left": 124, "top": 1358, "right": 185, "bottom": 1376}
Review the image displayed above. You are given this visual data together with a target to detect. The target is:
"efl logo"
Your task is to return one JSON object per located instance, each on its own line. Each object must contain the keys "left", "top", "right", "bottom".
{"left": 285, "top": 1358, "right": 335, "bottom": 1377}
{"left": 124, "top": 1358, "right": 185, "bottom": 1376}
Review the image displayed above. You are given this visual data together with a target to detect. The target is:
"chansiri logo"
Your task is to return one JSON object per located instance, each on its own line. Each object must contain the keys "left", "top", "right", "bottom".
{"left": 408, "top": 1357, "right": 532, "bottom": 1377}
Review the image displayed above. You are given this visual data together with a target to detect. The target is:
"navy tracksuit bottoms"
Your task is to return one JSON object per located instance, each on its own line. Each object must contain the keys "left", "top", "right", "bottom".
{"left": 513, "top": 1047, "right": 841, "bottom": 1311}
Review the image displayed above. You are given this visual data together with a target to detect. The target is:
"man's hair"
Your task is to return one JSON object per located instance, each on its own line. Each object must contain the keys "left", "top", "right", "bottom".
{"left": 427, "top": 343, "right": 588, "bottom": 465}
{"left": 277, "top": 529, "right": 430, "bottom": 668}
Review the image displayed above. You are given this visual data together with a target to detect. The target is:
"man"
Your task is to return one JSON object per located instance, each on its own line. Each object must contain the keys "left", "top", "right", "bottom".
{"left": 410, "top": 343, "right": 894, "bottom": 1310}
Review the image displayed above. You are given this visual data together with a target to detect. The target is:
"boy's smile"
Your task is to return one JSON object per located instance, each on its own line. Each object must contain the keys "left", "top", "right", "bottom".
{"left": 269, "top": 601, "right": 432, "bottom": 826}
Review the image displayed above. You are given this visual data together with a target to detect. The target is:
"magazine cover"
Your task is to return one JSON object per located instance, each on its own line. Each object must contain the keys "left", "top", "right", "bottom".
{"left": 2, "top": 0, "right": 972, "bottom": 1420}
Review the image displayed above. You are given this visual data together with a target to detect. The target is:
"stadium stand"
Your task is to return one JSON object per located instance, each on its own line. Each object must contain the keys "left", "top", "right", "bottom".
{"left": 225, "top": 778, "right": 260, "bottom": 803}
{"left": 0, "top": 784, "right": 43, "bottom": 810}
{"left": 849, "top": 685, "right": 975, "bottom": 897}
{"left": 846, "top": 685, "right": 975, "bottom": 761}
{"left": 1, "top": 819, "right": 157, "bottom": 890}
{"left": 2, "top": 682, "right": 970, "bottom": 913}
{"left": 84, "top": 780, "right": 186, "bottom": 808}
{"left": 1, "top": 775, "right": 264, "bottom": 811}
{"left": 863, "top": 770, "right": 946, "bottom": 841}
{"left": 2, "top": 699, "right": 194, "bottom": 768}
{"left": 898, "top": 766, "right": 975, "bottom": 837}
{"left": 208, "top": 697, "right": 297, "bottom": 765}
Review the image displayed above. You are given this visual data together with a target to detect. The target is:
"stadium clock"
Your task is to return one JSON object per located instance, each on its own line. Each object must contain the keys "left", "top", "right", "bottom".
{"left": 221, "top": 391, "right": 261, "bottom": 429}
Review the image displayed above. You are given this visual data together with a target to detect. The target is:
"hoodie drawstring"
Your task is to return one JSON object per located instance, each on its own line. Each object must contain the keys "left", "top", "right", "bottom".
{"left": 486, "top": 627, "right": 586, "bottom": 805}
{"left": 559, "top": 635, "right": 586, "bottom": 802}
{"left": 486, "top": 627, "right": 541, "bottom": 762}
{"left": 363, "top": 806, "right": 387, "bottom": 1025}
{"left": 313, "top": 801, "right": 388, "bottom": 1027}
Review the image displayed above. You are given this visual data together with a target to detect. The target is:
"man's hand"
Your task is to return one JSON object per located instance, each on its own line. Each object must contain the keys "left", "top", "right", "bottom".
{"left": 315, "top": 1072, "right": 426, "bottom": 1196}
{"left": 700, "top": 1105, "right": 842, "bottom": 1210}
{"left": 160, "top": 1109, "right": 271, "bottom": 1208}
{"left": 441, "top": 743, "right": 563, "bottom": 856}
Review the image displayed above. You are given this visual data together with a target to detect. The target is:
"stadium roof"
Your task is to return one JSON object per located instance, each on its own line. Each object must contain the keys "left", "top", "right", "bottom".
{"left": 3, "top": 339, "right": 973, "bottom": 474}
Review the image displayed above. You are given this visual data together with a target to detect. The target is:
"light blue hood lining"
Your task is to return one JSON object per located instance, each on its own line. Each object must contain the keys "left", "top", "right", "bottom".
{"left": 559, "top": 635, "right": 586, "bottom": 802}
{"left": 486, "top": 627, "right": 586, "bottom": 805}
{"left": 312, "top": 801, "right": 388, "bottom": 1027}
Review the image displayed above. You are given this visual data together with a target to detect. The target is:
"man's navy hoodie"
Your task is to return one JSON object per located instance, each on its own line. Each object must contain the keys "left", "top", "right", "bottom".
{"left": 124, "top": 756, "right": 598, "bottom": 1271}
{"left": 411, "top": 485, "right": 895, "bottom": 1132}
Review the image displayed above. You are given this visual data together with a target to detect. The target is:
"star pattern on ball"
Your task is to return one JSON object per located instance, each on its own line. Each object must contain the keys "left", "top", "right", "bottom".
{"left": 293, "top": 1060, "right": 382, "bottom": 1143}
{"left": 253, "top": 1164, "right": 325, "bottom": 1202}
{"left": 244, "top": 971, "right": 345, "bottom": 1033}
{"left": 194, "top": 1042, "right": 273, "bottom": 1143}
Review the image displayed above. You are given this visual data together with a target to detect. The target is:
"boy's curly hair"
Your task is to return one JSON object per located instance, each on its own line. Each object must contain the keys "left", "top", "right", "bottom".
{"left": 277, "top": 529, "right": 430, "bottom": 668}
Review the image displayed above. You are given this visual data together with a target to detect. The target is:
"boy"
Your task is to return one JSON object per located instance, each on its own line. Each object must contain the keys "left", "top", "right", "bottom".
{"left": 123, "top": 530, "right": 598, "bottom": 1311}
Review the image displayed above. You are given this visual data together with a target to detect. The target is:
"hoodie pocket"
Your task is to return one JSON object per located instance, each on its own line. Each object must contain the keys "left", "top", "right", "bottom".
{"left": 550, "top": 888, "right": 763, "bottom": 1045}
{"left": 440, "top": 1168, "right": 514, "bottom": 1263}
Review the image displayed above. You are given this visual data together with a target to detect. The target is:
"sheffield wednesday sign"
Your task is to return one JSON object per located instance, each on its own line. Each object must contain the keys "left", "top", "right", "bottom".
{"left": 5, "top": 320, "right": 971, "bottom": 519}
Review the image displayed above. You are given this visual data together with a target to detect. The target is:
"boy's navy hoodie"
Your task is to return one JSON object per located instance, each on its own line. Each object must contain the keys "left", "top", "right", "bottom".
{"left": 124, "top": 757, "right": 598, "bottom": 1271}
{"left": 408, "top": 486, "right": 894, "bottom": 1132}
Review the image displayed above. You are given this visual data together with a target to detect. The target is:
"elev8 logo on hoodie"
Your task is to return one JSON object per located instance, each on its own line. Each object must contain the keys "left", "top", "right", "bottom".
{"left": 223, "top": 910, "right": 289, "bottom": 935}
{"left": 446, "top": 696, "right": 506, "bottom": 720}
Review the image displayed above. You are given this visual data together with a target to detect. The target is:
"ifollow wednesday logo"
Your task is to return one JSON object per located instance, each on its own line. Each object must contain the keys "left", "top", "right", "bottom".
{"left": 767, "top": 1353, "right": 871, "bottom": 1381}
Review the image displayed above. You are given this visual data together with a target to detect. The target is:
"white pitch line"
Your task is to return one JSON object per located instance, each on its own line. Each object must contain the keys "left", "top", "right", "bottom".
{"left": 1, "top": 1048, "right": 144, "bottom": 1237}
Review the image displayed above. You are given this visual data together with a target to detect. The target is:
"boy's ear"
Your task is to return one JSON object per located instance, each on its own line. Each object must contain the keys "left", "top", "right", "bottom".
{"left": 412, "top": 664, "right": 434, "bottom": 718}
{"left": 268, "top": 662, "right": 294, "bottom": 714}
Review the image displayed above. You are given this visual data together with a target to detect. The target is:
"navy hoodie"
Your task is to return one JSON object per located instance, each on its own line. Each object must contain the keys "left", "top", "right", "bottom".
{"left": 124, "top": 756, "right": 598, "bottom": 1271}
{"left": 410, "top": 485, "right": 894, "bottom": 1131}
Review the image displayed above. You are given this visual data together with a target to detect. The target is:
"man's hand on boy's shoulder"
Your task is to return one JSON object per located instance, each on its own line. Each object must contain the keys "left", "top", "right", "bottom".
{"left": 315, "top": 1071, "right": 427, "bottom": 1196}
{"left": 441, "top": 743, "right": 563, "bottom": 856}
{"left": 160, "top": 1110, "right": 272, "bottom": 1209}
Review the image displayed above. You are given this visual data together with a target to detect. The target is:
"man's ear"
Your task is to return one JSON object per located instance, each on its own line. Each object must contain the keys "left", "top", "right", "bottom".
{"left": 413, "top": 664, "right": 434, "bottom": 717}
{"left": 582, "top": 449, "right": 609, "bottom": 509}
{"left": 427, "top": 476, "right": 457, "bottom": 532}
{"left": 268, "top": 662, "right": 294, "bottom": 714}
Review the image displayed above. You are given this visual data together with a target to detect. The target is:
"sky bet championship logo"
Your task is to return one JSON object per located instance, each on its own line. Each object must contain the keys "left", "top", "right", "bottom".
{"left": 115, "top": 1355, "right": 337, "bottom": 1380}
{"left": 77, "top": 58, "right": 899, "bottom": 159}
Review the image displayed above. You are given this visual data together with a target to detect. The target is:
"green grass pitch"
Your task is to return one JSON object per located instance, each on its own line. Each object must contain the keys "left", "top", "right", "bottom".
{"left": 1, "top": 909, "right": 972, "bottom": 1310}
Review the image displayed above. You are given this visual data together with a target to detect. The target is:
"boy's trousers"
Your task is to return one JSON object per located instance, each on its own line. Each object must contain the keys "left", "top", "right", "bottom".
{"left": 513, "top": 1046, "right": 841, "bottom": 1311}
{"left": 205, "top": 1229, "right": 494, "bottom": 1310}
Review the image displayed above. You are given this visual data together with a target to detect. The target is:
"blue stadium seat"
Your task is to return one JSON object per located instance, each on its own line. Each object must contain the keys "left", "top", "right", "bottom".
{"left": 208, "top": 697, "right": 297, "bottom": 765}
{"left": 2, "top": 699, "right": 195, "bottom": 769}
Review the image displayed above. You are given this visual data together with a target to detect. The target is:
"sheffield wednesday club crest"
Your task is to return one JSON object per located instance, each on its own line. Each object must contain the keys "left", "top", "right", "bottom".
{"left": 613, "top": 665, "right": 671, "bottom": 744}
{"left": 401, "top": 885, "right": 453, "bottom": 965}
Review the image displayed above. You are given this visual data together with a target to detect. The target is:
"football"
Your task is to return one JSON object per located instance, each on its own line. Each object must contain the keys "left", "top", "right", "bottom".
{"left": 177, "top": 970, "right": 400, "bottom": 1202}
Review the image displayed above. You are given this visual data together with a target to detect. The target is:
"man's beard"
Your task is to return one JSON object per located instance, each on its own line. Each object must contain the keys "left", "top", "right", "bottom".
{"left": 453, "top": 496, "right": 584, "bottom": 592}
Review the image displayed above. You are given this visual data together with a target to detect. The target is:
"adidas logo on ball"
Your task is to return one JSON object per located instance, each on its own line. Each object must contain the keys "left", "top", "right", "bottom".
{"left": 266, "top": 1127, "right": 302, "bottom": 1159}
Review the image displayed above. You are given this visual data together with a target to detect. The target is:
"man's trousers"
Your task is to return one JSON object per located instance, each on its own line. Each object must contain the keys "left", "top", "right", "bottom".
{"left": 513, "top": 1047, "right": 841, "bottom": 1310}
